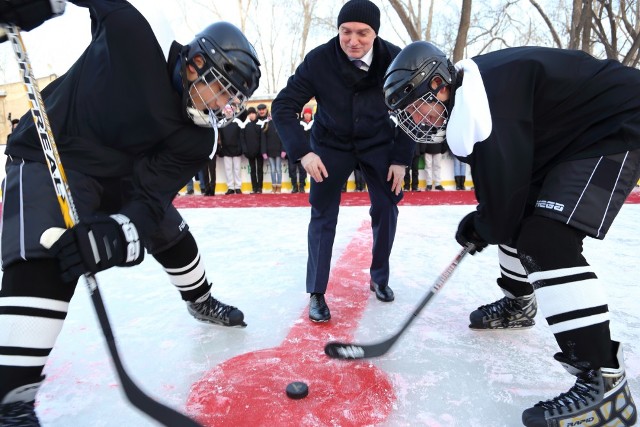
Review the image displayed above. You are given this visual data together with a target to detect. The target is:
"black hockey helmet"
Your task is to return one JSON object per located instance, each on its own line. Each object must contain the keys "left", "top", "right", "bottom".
{"left": 384, "top": 41, "right": 456, "bottom": 142}
{"left": 183, "top": 22, "right": 261, "bottom": 127}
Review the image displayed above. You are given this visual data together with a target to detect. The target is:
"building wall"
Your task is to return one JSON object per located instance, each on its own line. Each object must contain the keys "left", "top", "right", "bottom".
{"left": 0, "top": 74, "right": 58, "bottom": 146}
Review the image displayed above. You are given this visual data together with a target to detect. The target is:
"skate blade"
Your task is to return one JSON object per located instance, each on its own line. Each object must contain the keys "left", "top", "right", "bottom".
{"left": 194, "top": 317, "right": 248, "bottom": 328}
{"left": 468, "top": 323, "right": 535, "bottom": 331}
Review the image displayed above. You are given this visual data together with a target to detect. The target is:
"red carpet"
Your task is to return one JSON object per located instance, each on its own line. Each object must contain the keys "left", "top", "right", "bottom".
{"left": 173, "top": 189, "right": 479, "bottom": 209}
{"left": 0, "top": 189, "right": 636, "bottom": 215}
{"left": 173, "top": 188, "right": 640, "bottom": 209}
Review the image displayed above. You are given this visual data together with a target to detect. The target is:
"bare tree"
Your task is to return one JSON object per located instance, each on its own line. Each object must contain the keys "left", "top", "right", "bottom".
{"left": 452, "top": 0, "right": 472, "bottom": 62}
{"left": 529, "top": 0, "right": 640, "bottom": 66}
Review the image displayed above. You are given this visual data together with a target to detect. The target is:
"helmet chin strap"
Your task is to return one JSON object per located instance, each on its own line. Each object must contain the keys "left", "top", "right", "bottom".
{"left": 208, "top": 110, "right": 219, "bottom": 159}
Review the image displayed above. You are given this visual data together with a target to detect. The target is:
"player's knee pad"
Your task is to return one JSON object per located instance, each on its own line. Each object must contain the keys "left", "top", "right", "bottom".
{"left": 516, "top": 215, "right": 588, "bottom": 274}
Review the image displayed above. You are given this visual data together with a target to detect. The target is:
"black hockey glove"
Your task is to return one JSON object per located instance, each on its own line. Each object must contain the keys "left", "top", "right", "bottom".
{"left": 455, "top": 211, "right": 488, "bottom": 255}
{"left": 41, "top": 214, "right": 144, "bottom": 283}
{"left": 0, "top": 0, "right": 66, "bottom": 41}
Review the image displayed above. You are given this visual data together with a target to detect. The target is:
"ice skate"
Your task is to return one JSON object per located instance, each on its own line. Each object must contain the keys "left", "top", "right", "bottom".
{"left": 522, "top": 342, "right": 637, "bottom": 427}
{"left": 469, "top": 291, "right": 537, "bottom": 330}
{"left": 187, "top": 292, "right": 247, "bottom": 327}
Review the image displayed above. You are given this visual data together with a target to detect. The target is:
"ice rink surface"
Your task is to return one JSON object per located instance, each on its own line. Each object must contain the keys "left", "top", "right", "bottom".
{"left": 9, "top": 192, "right": 639, "bottom": 427}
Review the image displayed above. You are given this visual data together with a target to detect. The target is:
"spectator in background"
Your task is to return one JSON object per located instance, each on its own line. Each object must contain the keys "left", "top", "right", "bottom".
{"left": 403, "top": 141, "right": 424, "bottom": 191}
{"left": 424, "top": 128, "right": 446, "bottom": 190}
{"left": 452, "top": 149, "right": 466, "bottom": 190}
{"left": 219, "top": 105, "right": 245, "bottom": 194}
{"left": 271, "top": 0, "right": 415, "bottom": 322}
{"left": 260, "top": 104, "right": 284, "bottom": 193}
{"left": 6, "top": 118, "right": 19, "bottom": 143}
{"left": 291, "top": 107, "right": 313, "bottom": 193}
{"left": 242, "top": 107, "right": 264, "bottom": 193}
{"left": 200, "top": 136, "right": 220, "bottom": 196}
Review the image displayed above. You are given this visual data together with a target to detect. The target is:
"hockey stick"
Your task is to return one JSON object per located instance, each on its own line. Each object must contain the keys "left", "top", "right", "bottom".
{"left": 4, "top": 24, "right": 202, "bottom": 427}
{"left": 324, "top": 244, "right": 473, "bottom": 360}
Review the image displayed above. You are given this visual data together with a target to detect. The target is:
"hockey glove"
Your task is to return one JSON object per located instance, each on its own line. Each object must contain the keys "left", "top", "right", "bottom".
{"left": 455, "top": 211, "right": 488, "bottom": 255}
{"left": 40, "top": 214, "right": 144, "bottom": 283}
{"left": 0, "top": 0, "right": 66, "bottom": 41}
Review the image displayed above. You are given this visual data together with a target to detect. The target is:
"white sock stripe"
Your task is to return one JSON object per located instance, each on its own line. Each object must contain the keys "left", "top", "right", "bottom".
{"left": 500, "top": 270, "right": 528, "bottom": 282}
{"left": 548, "top": 312, "right": 610, "bottom": 334}
{"left": 498, "top": 245, "right": 527, "bottom": 278}
{"left": 0, "top": 354, "right": 49, "bottom": 367}
{"left": 528, "top": 265, "right": 594, "bottom": 283}
{"left": 175, "top": 280, "right": 207, "bottom": 292}
{"left": 0, "top": 315, "right": 65, "bottom": 348}
{"left": 165, "top": 256, "right": 207, "bottom": 289}
{"left": 498, "top": 244, "right": 517, "bottom": 255}
{"left": 0, "top": 297, "right": 69, "bottom": 312}
{"left": 536, "top": 277, "right": 607, "bottom": 318}
{"left": 163, "top": 254, "right": 200, "bottom": 274}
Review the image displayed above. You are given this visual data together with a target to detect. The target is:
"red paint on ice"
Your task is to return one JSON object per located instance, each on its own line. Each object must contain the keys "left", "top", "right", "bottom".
{"left": 186, "top": 222, "right": 395, "bottom": 426}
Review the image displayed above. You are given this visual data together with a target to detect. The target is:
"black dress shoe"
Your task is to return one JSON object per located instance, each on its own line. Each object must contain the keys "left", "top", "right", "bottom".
{"left": 309, "top": 293, "right": 331, "bottom": 322}
{"left": 370, "top": 280, "right": 394, "bottom": 302}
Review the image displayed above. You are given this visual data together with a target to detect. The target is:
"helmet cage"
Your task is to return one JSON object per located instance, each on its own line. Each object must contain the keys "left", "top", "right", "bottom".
{"left": 393, "top": 90, "right": 449, "bottom": 143}
{"left": 187, "top": 66, "right": 248, "bottom": 128}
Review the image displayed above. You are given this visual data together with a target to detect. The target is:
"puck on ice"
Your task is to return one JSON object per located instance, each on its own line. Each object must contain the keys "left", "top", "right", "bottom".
{"left": 285, "top": 381, "right": 309, "bottom": 399}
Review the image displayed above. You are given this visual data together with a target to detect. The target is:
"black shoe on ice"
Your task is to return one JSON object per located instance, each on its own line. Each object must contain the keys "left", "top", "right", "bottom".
{"left": 309, "top": 293, "right": 331, "bottom": 322}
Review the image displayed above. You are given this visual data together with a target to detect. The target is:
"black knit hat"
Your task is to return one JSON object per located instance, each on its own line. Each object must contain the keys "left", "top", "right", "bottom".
{"left": 337, "top": 0, "right": 380, "bottom": 34}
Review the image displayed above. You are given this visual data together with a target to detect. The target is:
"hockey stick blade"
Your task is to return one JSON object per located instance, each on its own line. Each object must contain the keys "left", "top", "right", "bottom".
{"left": 4, "top": 25, "right": 202, "bottom": 427}
{"left": 325, "top": 245, "right": 472, "bottom": 360}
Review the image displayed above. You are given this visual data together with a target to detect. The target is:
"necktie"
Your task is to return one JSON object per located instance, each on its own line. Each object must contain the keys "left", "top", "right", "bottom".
{"left": 352, "top": 59, "right": 366, "bottom": 70}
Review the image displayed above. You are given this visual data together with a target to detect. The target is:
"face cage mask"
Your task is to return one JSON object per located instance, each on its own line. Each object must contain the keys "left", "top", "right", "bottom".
{"left": 187, "top": 66, "right": 248, "bottom": 128}
{"left": 393, "top": 92, "right": 449, "bottom": 143}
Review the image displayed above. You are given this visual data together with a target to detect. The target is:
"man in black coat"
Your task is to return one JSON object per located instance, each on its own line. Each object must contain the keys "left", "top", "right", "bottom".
{"left": 272, "top": 0, "right": 415, "bottom": 323}
{"left": 242, "top": 107, "right": 264, "bottom": 193}
{"left": 384, "top": 41, "right": 640, "bottom": 427}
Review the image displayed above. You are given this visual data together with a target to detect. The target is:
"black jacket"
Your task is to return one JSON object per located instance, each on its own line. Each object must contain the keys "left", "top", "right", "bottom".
{"left": 6, "top": 0, "right": 215, "bottom": 239}
{"left": 271, "top": 36, "right": 415, "bottom": 165}
{"left": 219, "top": 119, "right": 244, "bottom": 157}
{"left": 454, "top": 47, "right": 640, "bottom": 244}
{"left": 242, "top": 119, "right": 262, "bottom": 158}
{"left": 261, "top": 119, "right": 283, "bottom": 158}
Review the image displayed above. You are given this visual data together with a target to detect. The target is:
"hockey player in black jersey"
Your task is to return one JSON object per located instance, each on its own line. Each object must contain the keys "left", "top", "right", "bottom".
{"left": 0, "top": 0, "right": 260, "bottom": 425}
{"left": 384, "top": 42, "right": 640, "bottom": 427}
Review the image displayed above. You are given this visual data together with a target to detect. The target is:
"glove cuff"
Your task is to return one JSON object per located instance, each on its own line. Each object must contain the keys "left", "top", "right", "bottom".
{"left": 110, "top": 214, "right": 141, "bottom": 264}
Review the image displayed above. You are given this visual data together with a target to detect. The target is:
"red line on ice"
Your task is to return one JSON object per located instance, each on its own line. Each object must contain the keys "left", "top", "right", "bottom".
{"left": 185, "top": 221, "right": 395, "bottom": 426}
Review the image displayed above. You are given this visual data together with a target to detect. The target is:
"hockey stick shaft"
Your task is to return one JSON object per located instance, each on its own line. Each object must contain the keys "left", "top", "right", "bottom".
{"left": 325, "top": 245, "right": 472, "bottom": 359}
{"left": 4, "top": 24, "right": 201, "bottom": 427}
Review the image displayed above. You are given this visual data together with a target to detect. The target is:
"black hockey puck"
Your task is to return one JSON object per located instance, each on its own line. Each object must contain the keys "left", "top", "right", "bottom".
{"left": 285, "top": 381, "right": 309, "bottom": 399}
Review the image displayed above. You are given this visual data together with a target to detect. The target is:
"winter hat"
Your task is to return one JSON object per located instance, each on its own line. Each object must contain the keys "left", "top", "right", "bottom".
{"left": 303, "top": 107, "right": 313, "bottom": 115}
{"left": 247, "top": 107, "right": 257, "bottom": 114}
{"left": 337, "top": 0, "right": 380, "bottom": 34}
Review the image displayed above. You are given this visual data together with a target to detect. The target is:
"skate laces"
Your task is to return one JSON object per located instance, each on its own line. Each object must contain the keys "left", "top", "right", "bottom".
{"left": 0, "top": 401, "right": 38, "bottom": 423}
{"left": 535, "top": 371, "right": 599, "bottom": 415}
{"left": 479, "top": 296, "right": 522, "bottom": 317}
{"left": 197, "top": 297, "right": 236, "bottom": 320}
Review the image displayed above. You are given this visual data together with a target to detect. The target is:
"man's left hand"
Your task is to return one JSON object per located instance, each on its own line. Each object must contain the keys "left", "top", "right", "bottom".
{"left": 387, "top": 164, "right": 406, "bottom": 195}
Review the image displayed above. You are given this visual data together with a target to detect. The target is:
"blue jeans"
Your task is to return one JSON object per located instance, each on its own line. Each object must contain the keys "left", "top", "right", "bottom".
{"left": 453, "top": 156, "right": 466, "bottom": 176}
{"left": 268, "top": 157, "right": 282, "bottom": 185}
